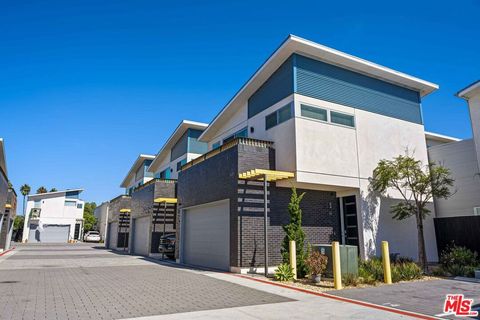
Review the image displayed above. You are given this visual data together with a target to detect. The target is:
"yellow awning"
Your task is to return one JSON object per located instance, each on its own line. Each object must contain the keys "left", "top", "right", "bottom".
{"left": 119, "top": 208, "right": 131, "bottom": 213}
{"left": 238, "top": 169, "right": 294, "bottom": 182}
{"left": 154, "top": 197, "right": 178, "bottom": 204}
{"left": 5, "top": 204, "right": 12, "bottom": 209}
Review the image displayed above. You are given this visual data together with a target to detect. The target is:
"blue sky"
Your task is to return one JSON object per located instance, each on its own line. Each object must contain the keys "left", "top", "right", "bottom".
{"left": 1, "top": 0, "right": 479, "bottom": 208}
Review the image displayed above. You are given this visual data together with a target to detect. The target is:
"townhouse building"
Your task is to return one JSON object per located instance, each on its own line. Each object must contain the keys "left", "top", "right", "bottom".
{"left": 427, "top": 81, "right": 480, "bottom": 255}
{"left": 127, "top": 120, "right": 208, "bottom": 256}
{"left": 22, "top": 189, "right": 85, "bottom": 243}
{"left": 175, "top": 35, "right": 440, "bottom": 272}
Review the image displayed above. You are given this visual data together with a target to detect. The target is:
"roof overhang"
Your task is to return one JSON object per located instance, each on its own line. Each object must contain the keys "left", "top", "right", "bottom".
{"left": 199, "top": 34, "right": 439, "bottom": 142}
{"left": 120, "top": 154, "right": 155, "bottom": 188}
{"left": 425, "top": 131, "right": 461, "bottom": 144}
{"left": 28, "top": 188, "right": 84, "bottom": 199}
{"left": 0, "top": 139, "right": 6, "bottom": 177}
{"left": 147, "top": 120, "right": 208, "bottom": 173}
{"left": 456, "top": 80, "right": 480, "bottom": 100}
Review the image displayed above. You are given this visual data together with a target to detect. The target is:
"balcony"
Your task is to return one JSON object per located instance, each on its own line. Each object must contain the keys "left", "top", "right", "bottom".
{"left": 181, "top": 137, "right": 274, "bottom": 171}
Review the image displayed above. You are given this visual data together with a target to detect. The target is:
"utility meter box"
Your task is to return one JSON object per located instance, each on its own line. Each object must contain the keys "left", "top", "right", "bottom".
{"left": 311, "top": 244, "right": 358, "bottom": 277}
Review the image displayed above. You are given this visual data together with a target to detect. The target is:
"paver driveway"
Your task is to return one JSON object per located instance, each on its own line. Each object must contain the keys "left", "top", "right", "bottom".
{"left": 0, "top": 244, "right": 291, "bottom": 320}
{"left": 0, "top": 243, "right": 435, "bottom": 320}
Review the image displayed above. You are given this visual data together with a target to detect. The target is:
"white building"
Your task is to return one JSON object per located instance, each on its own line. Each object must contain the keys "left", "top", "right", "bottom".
{"left": 22, "top": 189, "right": 85, "bottom": 243}
{"left": 147, "top": 120, "right": 208, "bottom": 179}
{"left": 177, "top": 35, "right": 441, "bottom": 271}
{"left": 426, "top": 81, "right": 480, "bottom": 218}
{"left": 120, "top": 154, "right": 155, "bottom": 195}
{"left": 94, "top": 201, "right": 109, "bottom": 241}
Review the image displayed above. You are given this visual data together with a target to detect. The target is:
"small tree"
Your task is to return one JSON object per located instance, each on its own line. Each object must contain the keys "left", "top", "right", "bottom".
{"left": 36, "top": 186, "right": 48, "bottom": 194}
{"left": 83, "top": 202, "right": 97, "bottom": 232}
{"left": 20, "top": 184, "right": 31, "bottom": 215}
{"left": 49, "top": 188, "right": 57, "bottom": 192}
{"left": 13, "top": 216, "right": 24, "bottom": 241}
{"left": 281, "top": 187, "right": 308, "bottom": 277}
{"left": 370, "top": 153, "right": 454, "bottom": 271}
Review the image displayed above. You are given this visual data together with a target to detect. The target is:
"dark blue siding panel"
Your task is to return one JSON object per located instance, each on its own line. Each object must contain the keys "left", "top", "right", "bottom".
{"left": 171, "top": 131, "right": 188, "bottom": 161}
{"left": 248, "top": 56, "right": 294, "bottom": 118}
{"left": 294, "top": 54, "right": 422, "bottom": 124}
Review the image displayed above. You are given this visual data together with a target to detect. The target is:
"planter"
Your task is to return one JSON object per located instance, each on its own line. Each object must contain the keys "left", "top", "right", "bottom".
{"left": 311, "top": 274, "right": 321, "bottom": 283}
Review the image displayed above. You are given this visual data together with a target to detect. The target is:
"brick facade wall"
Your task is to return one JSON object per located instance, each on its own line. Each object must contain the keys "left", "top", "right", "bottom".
{"left": 107, "top": 195, "right": 131, "bottom": 223}
{"left": 177, "top": 140, "right": 340, "bottom": 268}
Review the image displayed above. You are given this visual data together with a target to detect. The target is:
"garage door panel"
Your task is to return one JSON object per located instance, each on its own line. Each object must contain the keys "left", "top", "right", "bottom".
{"left": 184, "top": 200, "right": 230, "bottom": 271}
{"left": 29, "top": 225, "right": 70, "bottom": 243}
{"left": 132, "top": 216, "right": 150, "bottom": 256}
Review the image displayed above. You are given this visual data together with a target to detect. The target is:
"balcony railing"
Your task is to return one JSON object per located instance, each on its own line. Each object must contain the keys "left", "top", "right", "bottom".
{"left": 181, "top": 137, "right": 274, "bottom": 171}
{"left": 134, "top": 178, "right": 177, "bottom": 192}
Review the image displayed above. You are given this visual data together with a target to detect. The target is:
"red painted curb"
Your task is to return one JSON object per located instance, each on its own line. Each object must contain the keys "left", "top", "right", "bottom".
{"left": 234, "top": 275, "right": 439, "bottom": 320}
{"left": 0, "top": 247, "right": 15, "bottom": 257}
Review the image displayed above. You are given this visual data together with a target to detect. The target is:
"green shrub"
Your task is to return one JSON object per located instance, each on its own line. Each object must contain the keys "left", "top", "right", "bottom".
{"left": 343, "top": 273, "right": 360, "bottom": 286}
{"left": 440, "top": 245, "right": 479, "bottom": 277}
{"left": 359, "top": 257, "right": 384, "bottom": 283}
{"left": 392, "top": 262, "right": 422, "bottom": 282}
{"left": 274, "top": 263, "right": 295, "bottom": 281}
{"left": 359, "top": 257, "right": 422, "bottom": 284}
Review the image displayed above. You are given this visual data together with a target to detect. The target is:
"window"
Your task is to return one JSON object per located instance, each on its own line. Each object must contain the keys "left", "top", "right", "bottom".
{"left": 158, "top": 168, "right": 171, "bottom": 179}
{"left": 65, "top": 200, "right": 77, "bottom": 207}
{"left": 77, "top": 203, "right": 83, "bottom": 209}
{"left": 265, "top": 113, "right": 277, "bottom": 130}
{"left": 177, "top": 158, "right": 187, "bottom": 171}
{"left": 212, "top": 141, "right": 221, "bottom": 150}
{"left": 278, "top": 104, "right": 292, "bottom": 123}
{"left": 265, "top": 103, "right": 292, "bottom": 130}
{"left": 223, "top": 127, "right": 248, "bottom": 144}
{"left": 331, "top": 111, "right": 355, "bottom": 127}
{"left": 301, "top": 104, "right": 328, "bottom": 122}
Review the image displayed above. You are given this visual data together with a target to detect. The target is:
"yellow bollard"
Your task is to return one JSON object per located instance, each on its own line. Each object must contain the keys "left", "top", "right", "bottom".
{"left": 332, "top": 241, "right": 342, "bottom": 290}
{"left": 382, "top": 241, "right": 392, "bottom": 284}
{"left": 289, "top": 240, "right": 297, "bottom": 280}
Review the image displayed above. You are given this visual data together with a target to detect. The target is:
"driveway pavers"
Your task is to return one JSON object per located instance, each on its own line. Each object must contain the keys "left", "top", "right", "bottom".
{"left": 0, "top": 244, "right": 291, "bottom": 320}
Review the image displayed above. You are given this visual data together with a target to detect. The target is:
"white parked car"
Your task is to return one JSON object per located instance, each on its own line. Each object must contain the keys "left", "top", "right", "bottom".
{"left": 84, "top": 231, "right": 101, "bottom": 243}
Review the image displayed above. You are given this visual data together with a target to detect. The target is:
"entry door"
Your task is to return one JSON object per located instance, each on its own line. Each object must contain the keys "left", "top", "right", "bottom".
{"left": 342, "top": 196, "right": 359, "bottom": 246}
{"left": 74, "top": 223, "right": 81, "bottom": 240}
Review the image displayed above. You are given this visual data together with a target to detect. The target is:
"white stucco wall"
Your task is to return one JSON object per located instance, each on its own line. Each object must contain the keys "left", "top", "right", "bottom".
{"left": 22, "top": 193, "right": 84, "bottom": 242}
{"left": 468, "top": 94, "right": 480, "bottom": 175}
{"left": 94, "top": 202, "right": 109, "bottom": 241}
{"left": 428, "top": 139, "right": 480, "bottom": 218}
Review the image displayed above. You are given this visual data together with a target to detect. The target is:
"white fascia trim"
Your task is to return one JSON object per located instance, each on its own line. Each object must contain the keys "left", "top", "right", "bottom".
{"left": 28, "top": 188, "right": 84, "bottom": 199}
{"left": 456, "top": 80, "right": 480, "bottom": 99}
{"left": 147, "top": 120, "right": 208, "bottom": 173}
{"left": 0, "top": 138, "right": 6, "bottom": 176}
{"left": 425, "top": 131, "right": 461, "bottom": 143}
{"left": 120, "top": 154, "right": 156, "bottom": 188}
{"left": 199, "top": 34, "right": 439, "bottom": 142}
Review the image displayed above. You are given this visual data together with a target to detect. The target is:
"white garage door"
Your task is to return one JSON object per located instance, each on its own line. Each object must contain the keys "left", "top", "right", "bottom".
{"left": 29, "top": 225, "right": 70, "bottom": 243}
{"left": 108, "top": 222, "right": 118, "bottom": 249}
{"left": 183, "top": 200, "right": 230, "bottom": 271}
{"left": 132, "top": 216, "right": 150, "bottom": 256}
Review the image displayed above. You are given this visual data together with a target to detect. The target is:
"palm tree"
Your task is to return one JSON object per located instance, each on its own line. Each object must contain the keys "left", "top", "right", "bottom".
{"left": 20, "top": 184, "right": 31, "bottom": 216}
{"left": 36, "top": 186, "right": 48, "bottom": 194}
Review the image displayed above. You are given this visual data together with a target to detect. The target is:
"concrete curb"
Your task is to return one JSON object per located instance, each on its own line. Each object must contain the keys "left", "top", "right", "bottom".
{"left": 234, "top": 275, "right": 441, "bottom": 320}
{"left": 0, "top": 247, "right": 15, "bottom": 257}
